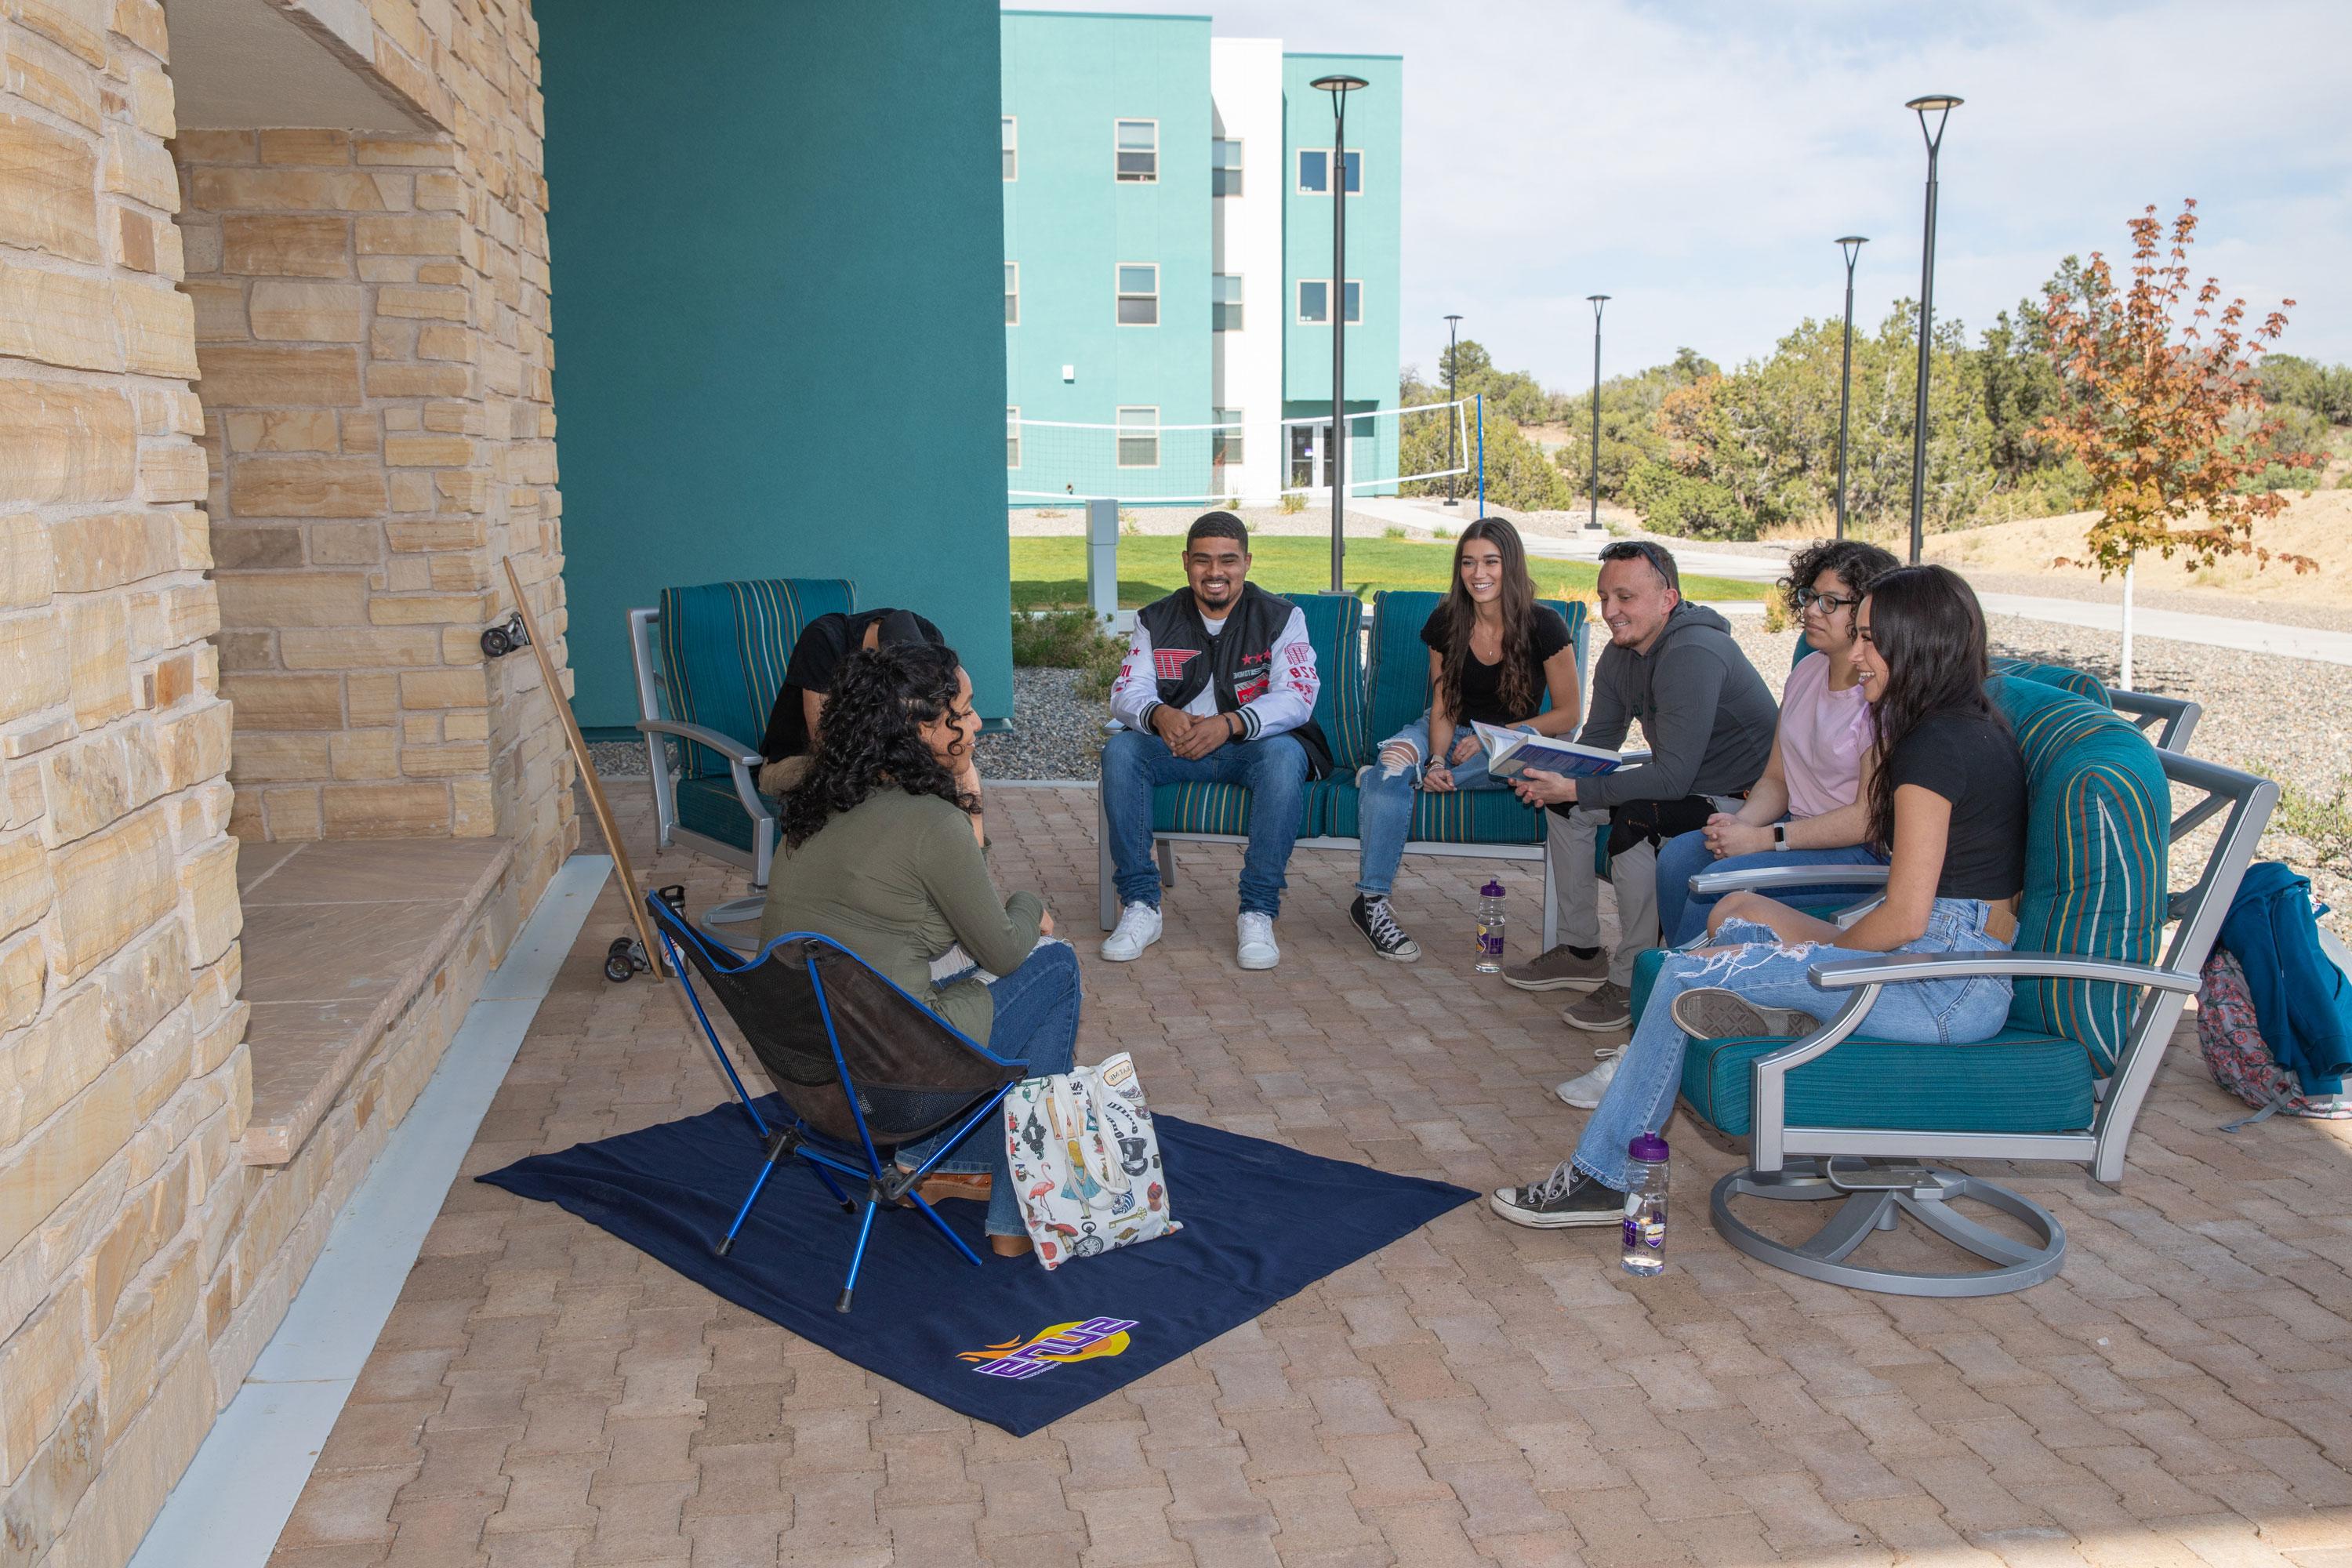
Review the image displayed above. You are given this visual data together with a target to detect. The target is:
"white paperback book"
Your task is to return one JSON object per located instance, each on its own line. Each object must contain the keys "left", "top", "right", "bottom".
{"left": 1469, "top": 720, "right": 1624, "bottom": 782}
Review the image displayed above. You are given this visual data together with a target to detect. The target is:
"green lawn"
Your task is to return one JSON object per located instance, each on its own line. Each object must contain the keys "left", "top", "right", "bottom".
{"left": 1008, "top": 535, "right": 1772, "bottom": 608}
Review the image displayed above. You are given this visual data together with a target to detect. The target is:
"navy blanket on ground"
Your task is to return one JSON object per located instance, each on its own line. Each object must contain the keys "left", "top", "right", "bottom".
{"left": 479, "top": 1098, "right": 1474, "bottom": 1436}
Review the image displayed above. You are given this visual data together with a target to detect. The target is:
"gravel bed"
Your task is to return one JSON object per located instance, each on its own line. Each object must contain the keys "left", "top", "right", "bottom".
{"left": 974, "top": 667, "right": 1106, "bottom": 780}
{"left": 588, "top": 739, "right": 652, "bottom": 777}
{"left": 1953, "top": 568, "right": 2350, "bottom": 631}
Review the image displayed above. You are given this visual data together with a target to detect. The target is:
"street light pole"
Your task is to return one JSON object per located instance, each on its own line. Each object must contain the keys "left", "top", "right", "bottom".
{"left": 1835, "top": 236, "right": 1867, "bottom": 542}
{"left": 1584, "top": 294, "right": 1610, "bottom": 530}
{"left": 1312, "top": 74, "right": 1367, "bottom": 593}
{"left": 1904, "top": 94, "right": 1960, "bottom": 565}
{"left": 1443, "top": 313, "right": 1462, "bottom": 507}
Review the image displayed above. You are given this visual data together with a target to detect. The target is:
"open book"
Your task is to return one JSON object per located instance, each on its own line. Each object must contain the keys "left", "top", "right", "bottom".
{"left": 1469, "top": 721, "right": 1623, "bottom": 782}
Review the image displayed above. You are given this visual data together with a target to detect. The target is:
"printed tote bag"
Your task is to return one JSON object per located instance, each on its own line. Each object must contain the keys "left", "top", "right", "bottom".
{"left": 1002, "top": 1051, "right": 1181, "bottom": 1269}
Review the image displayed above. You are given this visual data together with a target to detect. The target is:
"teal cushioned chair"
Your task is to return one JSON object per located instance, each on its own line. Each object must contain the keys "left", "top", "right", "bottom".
{"left": 1635, "top": 676, "right": 2275, "bottom": 1296}
{"left": 629, "top": 579, "right": 856, "bottom": 917}
{"left": 1098, "top": 592, "right": 1369, "bottom": 928}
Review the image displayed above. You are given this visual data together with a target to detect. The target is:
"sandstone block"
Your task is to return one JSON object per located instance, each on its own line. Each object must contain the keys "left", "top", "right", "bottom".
{"left": 382, "top": 434, "right": 472, "bottom": 467}
{"left": 385, "top": 517, "right": 485, "bottom": 552}
{"left": 398, "top": 669, "right": 488, "bottom": 710}
{"left": 354, "top": 135, "right": 456, "bottom": 168}
{"left": 0, "top": 379, "right": 135, "bottom": 504}
{"left": 0, "top": 827, "right": 53, "bottom": 942}
{"left": 227, "top": 732, "right": 329, "bottom": 782}
{"left": 53, "top": 807, "right": 174, "bottom": 980}
{"left": 214, "top": 571, "right": 368, "bottom": 630}
{"left": 97, "top": 1238, "right": 198, "bottom": 1446}
{"left": 223, "top": 409, "right": 336, "bottom": 454}
{"left": 114, "top": 278, "right": 198, "bottom": 377}
{"left": 248, "top": 280, "right": 364, "bottom": 343}
{"left": 368, "top": 591, "right": 488, "bottom": 626}
{"left": 153, "top": 700, "right": 230, "bottom": 794}
{"left": 183, "top": 278, "right": 247, "bottom": 342}
{"left": 128, "top": 582, "right": 218, "bottom": 655}
{"left": 138, "top": 442, "right": 209, "bottom": 505}
{"left": 344, "top": 673, "right": 397, "bottom": 726}
{"left": 102, "top": 122, "right": 179, "bottom": 212}
{"left": 6, "top": 26, "right": 103, "bottom": 132}
{"left": 15, "top": 0, "right": 107, "bottom": 66}
{"left": 414, "top": 172, "right": 464, "bottom": 212}
{"left": 259, "top": 786, "right": 321, "bottom": 840}
{"left": 0, "top": 112, "right": 100, "bottom": 263}
{"left": 328, "top": 728, "right": 397, "bottom": 780}
{"left": 386, "top": 470, "right": 432, "bottom": 512}
{"left": 320, "top": 782, "right": 448, "bottom": 837}
{"left": 90, "top": 1157, "right": 187, "bottom": 1331}
{"left": 433, "top": 470, "right": 490, "bottom": 513}
{"left": 0, "top": 1276, "right": 88, "bottom": 1483}
{"left": 364, "top": 361, "right": 470, "bottom": 398}
{"left": 40, "top": 726, "right": 166, "bottom": 843}
{"left": 193, "top": 343, "right": 361, "bottom": 406}
{"left": 50, "top": 511, "right": 173, "bottom": 593}
{"left": 440, "top": 711, "right": 487, "bottom": 744}
{"left": 354, "top": 213, "right": 460, "bottom": 256}
{"left": 0, "top": 514, "right": 53, "bottom": 610}
{"left": 226, "top": 459, "right": 386, "bottom": 519}
{"left": 0, "top": 263, "right": 122, "bottom": 372}
{"left": 99, "top": 919, "right": 189, "bottom": 1056}
{"left": 256, "top": 129, "right": 350, "bottom": 166}
{"left": 303, "top": 521, "right": 379, "bottom": 565}
{"left": 4, "top": 982, "right": 105, "bottom": 1145}
{"left": 180, "top": 835, "right": 239, "bottom": 965}
{"left": 0, "top": 930, "right": 42, "bottom": 1033}
{"left": 375, "top": 285, "right": 467, "bottom": 321}
{"left": 189, "top": 168, "right": 401, "bottom": 213}
{"left": 0, "top": 1387, "right": 97, "bottom": 1563}
{"left": 397, "top": 713, "right": 435, "bottom": 744}
{"left": 65, "top": 594, "right": 132, "bottom": 727}
{"left": 125, "top": 56, "right": 174, "bottom": 139}
{"left": 401, "top": 741, "right": 488, "bottom": 778}
{"left": 217, "top": 673, "right": 342, "bottom": 731}
{"left": 339, "top": 411, "right": 380, "bottom": 454}
{"left": 449, "top": 775, "right": 495, "bottom": 836}
{"left": 413, "top": 321, "right": 473, "bottom": 362}
{"left": 276, "top": 626, "right": 439, "bottom": 670}
{"left": 220, "top": 214, "right": 350, "bottom": 278}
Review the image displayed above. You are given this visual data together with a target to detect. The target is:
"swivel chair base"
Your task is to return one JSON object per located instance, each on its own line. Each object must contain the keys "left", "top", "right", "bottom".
{"left": 1710, "top": 1160, "right": 2066, "bottom": 1298}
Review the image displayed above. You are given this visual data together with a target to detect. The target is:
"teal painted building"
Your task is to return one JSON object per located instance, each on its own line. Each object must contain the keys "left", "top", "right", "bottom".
{"left": 539, "top": 2, "right": 1015, "bottom": 724}
{"left": 1000, "top": 13, "right": 1402, "bottom": 508}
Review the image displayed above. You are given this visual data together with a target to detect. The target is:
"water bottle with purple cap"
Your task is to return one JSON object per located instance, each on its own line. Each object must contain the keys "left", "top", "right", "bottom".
{"left": 1621, "top": 1132, "right": 1669, "bottom": 1276}
{"left": 1474, "top": 880, "right": 1506, "bottom": 974}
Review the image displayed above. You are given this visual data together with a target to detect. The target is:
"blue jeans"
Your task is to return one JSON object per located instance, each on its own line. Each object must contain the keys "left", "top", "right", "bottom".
{"left": 1355, "top": 713, "right": 1519, "bottom": 898}
{"left": 1656, "top": 822, "right": 1888, "bottom": 947}
{"left": 1101, "top": 725, "right": 1310, "bottom": 917}
{"left": 1573, "top": 898, "right": 2016, "bottom": 1191}
{"left": 898, "top": 940, "right": 1081, "bottom": 1236}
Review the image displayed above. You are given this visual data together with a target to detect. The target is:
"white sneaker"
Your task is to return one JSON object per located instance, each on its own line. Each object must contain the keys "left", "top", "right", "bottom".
{"left": 1555, "top": 1046, "right": 1622, "bottom": 1110}
{"left": 1236, "top": 912, "right": 1279, "bottom": 971}
{"left": 1100, "top": 902, "right": 1162, "bottom": 962}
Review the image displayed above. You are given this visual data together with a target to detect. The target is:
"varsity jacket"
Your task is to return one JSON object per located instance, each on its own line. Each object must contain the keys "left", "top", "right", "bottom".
{"left": 1108, "top": 582, "right": 1332, "bottom": 778}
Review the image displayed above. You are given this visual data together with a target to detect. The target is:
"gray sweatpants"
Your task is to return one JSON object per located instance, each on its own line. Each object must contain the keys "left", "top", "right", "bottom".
{"left": 1546, "top": 797, "right": 1742, "bottom": 989}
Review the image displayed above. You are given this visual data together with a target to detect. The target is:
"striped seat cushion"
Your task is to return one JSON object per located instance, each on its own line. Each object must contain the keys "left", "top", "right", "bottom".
{"left": 1150, "top": 780, "right": 1320, "bottom": 840}
{"left": 1320, "top": 777, "right": 1548, "bottom": 845}
{"left": 1365, "top": 590, "right": 1587, "bottom": 750}
{"left": 1991, "top": 657, "right": 2111, "bottom": 708}
{"left": 675, "top": 775, "right": 764, "bottom": 856}
{"left": 657, "top": 579, "right": 856, "bottom": 779}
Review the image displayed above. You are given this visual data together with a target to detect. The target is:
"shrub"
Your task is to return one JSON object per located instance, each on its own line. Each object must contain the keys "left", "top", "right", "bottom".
{"left": 2272, "top": 774, "right": 2352, "bottom": 873}
{"left": 1011, "top": 608, "right": 1125, "bottom": 702}
{"left": 1279, "top": 492, "right": 1306, "bottom": 514}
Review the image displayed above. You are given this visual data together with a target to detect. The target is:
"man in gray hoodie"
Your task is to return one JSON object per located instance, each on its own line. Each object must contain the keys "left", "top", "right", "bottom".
{"left": 1505, "top": 541, "right": 1777, "bottom": 1046}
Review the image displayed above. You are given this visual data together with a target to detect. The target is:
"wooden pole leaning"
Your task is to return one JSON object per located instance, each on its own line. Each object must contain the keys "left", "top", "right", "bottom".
{"left": 500, "top": 557, "right": 670, "bottom": 979}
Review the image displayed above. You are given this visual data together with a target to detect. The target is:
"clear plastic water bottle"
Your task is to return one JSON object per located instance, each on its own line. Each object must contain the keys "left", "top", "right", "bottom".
{"left": 1621, "top": 1132, "right": 1669, "bottom": 1276}
{"left": 1474, "top": 880, "right": 1506, "bottom": 973}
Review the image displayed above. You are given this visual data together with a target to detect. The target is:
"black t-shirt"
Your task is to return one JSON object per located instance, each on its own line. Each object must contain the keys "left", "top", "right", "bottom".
{"left": 1886, "top": 710, "right": 2027, "bottom": 899}
{"left": 1419, "top": 604, "right": 1573, "bottom": 728}
{"left": 757, "top": 609, "right": 945, "bottom": 762}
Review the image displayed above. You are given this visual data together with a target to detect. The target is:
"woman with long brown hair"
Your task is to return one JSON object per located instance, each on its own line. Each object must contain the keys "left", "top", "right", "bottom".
{"left": 1348, "top": 517, "right": 1580, "bottom": 960}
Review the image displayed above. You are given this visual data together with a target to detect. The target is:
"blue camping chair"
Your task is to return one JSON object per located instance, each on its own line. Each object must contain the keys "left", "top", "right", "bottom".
{"left": 646, "top": 895, "right": 1029, "bottom": 1312}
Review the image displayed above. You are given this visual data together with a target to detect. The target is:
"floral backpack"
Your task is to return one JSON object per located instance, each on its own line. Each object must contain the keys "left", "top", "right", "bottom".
{"left": 2199, "top": 949, "right": 2352, "bottom": 1130}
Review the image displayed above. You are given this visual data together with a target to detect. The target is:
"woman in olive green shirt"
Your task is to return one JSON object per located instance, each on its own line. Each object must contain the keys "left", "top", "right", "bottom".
{"left": 760, "top": 641, "right": 1076, "bottom": 1254}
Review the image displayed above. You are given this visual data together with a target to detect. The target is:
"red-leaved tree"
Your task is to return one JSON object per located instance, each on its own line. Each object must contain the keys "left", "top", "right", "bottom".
{"left": 2036, "top": 199, "right": 2314, "bottom": 684}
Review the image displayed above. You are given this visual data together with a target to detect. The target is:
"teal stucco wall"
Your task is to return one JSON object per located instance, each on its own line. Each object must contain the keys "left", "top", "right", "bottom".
{"left": 541, "top": 2, "right": 1013, "bottom": 725}
{"left": 1001, "top": 11, "right": 1214, "bottom": 505}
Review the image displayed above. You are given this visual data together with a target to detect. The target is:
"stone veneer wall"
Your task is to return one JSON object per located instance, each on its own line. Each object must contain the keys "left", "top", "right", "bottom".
{"left": 0, "top": 1, "right": 572, "bottom": 1564}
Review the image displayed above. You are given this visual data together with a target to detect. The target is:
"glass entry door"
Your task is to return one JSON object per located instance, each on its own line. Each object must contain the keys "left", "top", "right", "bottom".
{"left": 1288, "top": 421, "right": 1333, "bottom": 492}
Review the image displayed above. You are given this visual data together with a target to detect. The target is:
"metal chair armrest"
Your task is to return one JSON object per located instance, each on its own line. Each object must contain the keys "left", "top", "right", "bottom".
{"left": 1690, "top": 865, "right": 1892, "bottom": 896}
{"left": 2107, "top": 688, "right": 2201, "bottom": 753}
{"left": 636, "top": 720, "right": 771, "bottom": 819}
{"left": 1804, "top": 949, "right": 2198, "bottom": 994}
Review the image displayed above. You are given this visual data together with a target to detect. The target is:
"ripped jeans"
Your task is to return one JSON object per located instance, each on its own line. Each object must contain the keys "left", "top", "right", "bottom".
{"left": 1570, "top": 898, "right": 2015, "bottom": 1190}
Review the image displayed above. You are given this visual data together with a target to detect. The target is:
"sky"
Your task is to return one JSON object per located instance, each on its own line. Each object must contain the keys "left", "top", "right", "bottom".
{"left": 1007, "top": 0, "right": 2352, "bottom": 392}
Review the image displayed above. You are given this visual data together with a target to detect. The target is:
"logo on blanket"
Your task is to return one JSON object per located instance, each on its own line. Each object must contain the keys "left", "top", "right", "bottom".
{"left": 958, "top": 1317, "right": 1138, "bottom": 1380}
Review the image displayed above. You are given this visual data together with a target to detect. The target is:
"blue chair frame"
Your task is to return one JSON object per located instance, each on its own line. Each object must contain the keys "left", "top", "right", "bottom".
{"left": 645, "top": 895, "right": 1028, "bottom": 1312}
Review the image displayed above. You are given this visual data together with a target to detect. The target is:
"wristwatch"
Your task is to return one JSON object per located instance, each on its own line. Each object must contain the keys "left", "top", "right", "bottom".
{"left": 1773, "top": 822, "right": 1790, "bottom": 852}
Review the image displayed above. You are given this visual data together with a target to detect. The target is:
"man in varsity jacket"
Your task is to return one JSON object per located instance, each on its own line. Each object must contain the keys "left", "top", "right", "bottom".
{"left": 1101, "top": 512, "right": 1331, "bottom": 971}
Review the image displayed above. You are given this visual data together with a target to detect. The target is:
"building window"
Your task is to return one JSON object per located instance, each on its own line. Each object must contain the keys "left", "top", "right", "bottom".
{"left": 1004, "top": 262, "right": 1018, "bottom": 325}
{"left": 1212, "top": 137, "right": 1242, "bottom": 197}
{"left": 1115, "top": 118, "right": 1158, "bottom": 182}
{"left": 1007, "top": 407, "right": 1021, "bottom": 469}
{"left": 1296, "top": 279, "right": 1362, "bottom": 325}
{"left": 1296, "top": 148, "right": 1362, "bottom": 194}
{"left": 1117, "top": 406, "right": 1160, "bottom": 468}
{"left": 1116, "top": 263, "right": 1159, "bottom": 325}
{"left": 1002, "top": 116, "right": 1017, "bottom": 180}
{"left": 1213, "top": 408, "right": 1243, "bottom": 467}
{"left": 1212, "top": 273, "right": 1243, "bottom": 332}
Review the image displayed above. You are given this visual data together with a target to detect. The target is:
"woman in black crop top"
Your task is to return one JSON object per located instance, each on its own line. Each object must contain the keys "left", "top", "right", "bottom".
{"left": 1345, "top": 517, "right": 1581, "bottom": 963}
{"left": 1490, "top": 565, "right": 2033, "bottom": 1229}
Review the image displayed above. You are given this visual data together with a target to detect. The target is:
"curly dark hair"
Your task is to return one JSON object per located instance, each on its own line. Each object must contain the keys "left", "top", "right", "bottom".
{"left": 779, "top": 641, "right": 976, "bottom": 851}
{"left": 1779, "top": 537, "right": 1900, "bottom": 616}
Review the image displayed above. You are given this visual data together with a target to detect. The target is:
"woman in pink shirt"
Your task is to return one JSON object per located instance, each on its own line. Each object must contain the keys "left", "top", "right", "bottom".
{"left": 1654, "top": 539, "right": 1901, "bottom": 949}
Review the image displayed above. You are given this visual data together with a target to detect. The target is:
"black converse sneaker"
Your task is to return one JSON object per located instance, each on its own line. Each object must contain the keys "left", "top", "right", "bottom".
{"left": 1490, "top": 1162, "right": 1628, "bottom": 1229}
{"left": 1350, "top": 895, "right": 1421, "bottom": 961}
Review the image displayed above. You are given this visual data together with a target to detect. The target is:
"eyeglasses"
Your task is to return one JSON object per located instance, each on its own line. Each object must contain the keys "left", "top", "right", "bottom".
{"left": 1793, "top": 587, "right": 1862, "bottom": 615}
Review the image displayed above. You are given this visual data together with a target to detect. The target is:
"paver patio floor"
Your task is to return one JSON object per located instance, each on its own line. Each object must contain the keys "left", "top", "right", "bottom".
{"left": 265, "top": 785, "right": 2352, "bottom": 1566}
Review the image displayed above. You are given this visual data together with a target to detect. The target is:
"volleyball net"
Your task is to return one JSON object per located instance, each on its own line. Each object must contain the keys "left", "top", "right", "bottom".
{"left": 1006, "top": 397, "right": 1475, "bottom": 506}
